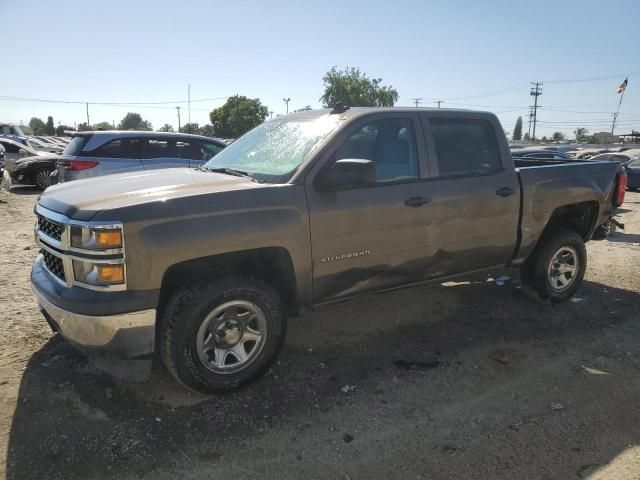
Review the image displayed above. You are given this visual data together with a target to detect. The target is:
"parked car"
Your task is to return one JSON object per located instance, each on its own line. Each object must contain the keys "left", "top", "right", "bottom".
{"left": 0, "top": 123, "right": 26, "bottom": 137}
{"left": 590, "top": 151, "right": 640, "bottom": 190}
{"left": 26, "top": 137, "right": 64, "bottom": 154}
{"left": 0, "top": 137, "right": 58, "bottom": 189}
{"left": 0, "top": 143, "right": 5, "bottom": 175}
{"left": 2, "top": 154, "right": 59, "bottom": 190}
{"left": 31, "top": 107, "right": 626, "bottom": 393}
{"left": 56, "top": 131, "right": 227, "bottom": 183}
{"left": 511, "top": 148, "right": 572, "bottom": 160}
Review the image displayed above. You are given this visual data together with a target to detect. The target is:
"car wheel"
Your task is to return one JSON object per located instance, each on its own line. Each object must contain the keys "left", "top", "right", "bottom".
{"left": 520, "top": 228, "right": 587, "bottom": 303}
{"left": 161, "top": 275, "right": 286, "bottom": 394}
{"left": 34, "top": 168, "right": 54, "bottom": 190}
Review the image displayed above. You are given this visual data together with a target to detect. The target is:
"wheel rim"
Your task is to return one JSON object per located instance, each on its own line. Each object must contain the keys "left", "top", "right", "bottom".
{"left": 195, "top": 300, "right": 267, "bottom": 374}
{"left": 547, "top": 246, "right": 579, "bottom": 292}
{"left": 35, "top": 170, "right": 52, "bottom": 189}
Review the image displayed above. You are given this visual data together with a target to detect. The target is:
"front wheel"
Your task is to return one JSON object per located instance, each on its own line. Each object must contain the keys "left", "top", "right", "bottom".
{"left": 34, "top": 167, "right": 54, "bottom": 190}
{"left": 520, "top": 228, "right": 587, "bottom": 303}
{"left": 161, "top": 276, "right": 286, "bottom": 394}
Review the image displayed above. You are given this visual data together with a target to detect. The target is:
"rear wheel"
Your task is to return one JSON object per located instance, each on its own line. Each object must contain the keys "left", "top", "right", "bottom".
{"left": 161, "top": 275, "right": 286, "bottom": 393}
{"left": 34, "top": 167, "right": 54, "bottom": 190}
{"left": 520, "top": 228, "right": 587, "bottom": 302}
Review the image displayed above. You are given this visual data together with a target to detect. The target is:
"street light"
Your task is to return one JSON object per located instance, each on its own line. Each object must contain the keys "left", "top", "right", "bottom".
{"left": 283, "top": 98, "right": 291, "bottom": 114}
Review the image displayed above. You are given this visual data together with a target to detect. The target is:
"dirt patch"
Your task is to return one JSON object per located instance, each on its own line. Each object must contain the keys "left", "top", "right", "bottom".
{"left": 2, "top": 187, "right": 640, "bottom": 479}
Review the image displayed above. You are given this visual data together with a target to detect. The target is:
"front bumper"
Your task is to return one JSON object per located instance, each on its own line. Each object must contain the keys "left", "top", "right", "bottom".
{"left": 32, "top": 257, "right": 157, "bottom": 359}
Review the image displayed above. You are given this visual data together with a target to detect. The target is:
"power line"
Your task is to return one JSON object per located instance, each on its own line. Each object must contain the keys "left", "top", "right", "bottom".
{"left": 0, "top": 95, "right": 230, "bottom": 106}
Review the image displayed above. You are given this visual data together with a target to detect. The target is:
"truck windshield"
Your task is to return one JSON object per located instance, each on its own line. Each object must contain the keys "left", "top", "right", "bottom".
{"left": 203, "top": 115, "right": 340, "bottom": 183}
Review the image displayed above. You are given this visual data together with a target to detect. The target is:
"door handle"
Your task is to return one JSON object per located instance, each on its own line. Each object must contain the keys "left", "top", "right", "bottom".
{"left": 404, "top": 196, "right": 432, "bottom": 207}
{"left": 496, "top": 187, "right": 515, "bottom": 197}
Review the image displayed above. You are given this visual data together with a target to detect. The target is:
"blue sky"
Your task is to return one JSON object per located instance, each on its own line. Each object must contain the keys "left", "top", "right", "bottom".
{"left": 2, "top": 0, "right": 639, "bottom": 138}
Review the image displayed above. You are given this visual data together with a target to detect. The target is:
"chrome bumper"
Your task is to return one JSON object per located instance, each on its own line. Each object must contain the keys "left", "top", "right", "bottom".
{"left": 33, "top": 286, "right": 156, "bottom": 359}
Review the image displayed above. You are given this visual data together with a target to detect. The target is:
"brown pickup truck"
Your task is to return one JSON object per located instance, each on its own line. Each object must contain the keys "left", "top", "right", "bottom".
{"left": 30, "top": 107, "right": 627, "bottom": 393}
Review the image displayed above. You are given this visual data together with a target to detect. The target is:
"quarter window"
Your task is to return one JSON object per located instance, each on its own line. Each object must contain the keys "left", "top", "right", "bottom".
{"left": 84, "top": 138, "right": 140, "bottom": 158}
{"left": 333, "top": 118, "right": 419, "bottom": 183}
{"left": 430, "top": 118, "right": 501, "bottom": 176}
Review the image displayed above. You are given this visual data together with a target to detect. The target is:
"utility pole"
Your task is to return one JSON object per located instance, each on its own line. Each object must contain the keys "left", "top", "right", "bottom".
{"left": 187, "top": 83, "right": 191, "bottom": 133}
{"left": 176, "top": 106, "right": 181, "bottom": 132}
{"left": 611, "top": 112, "right": 619, "bottom": 136}
{"left": 270, "top": 111, "right": 274, "bottom": 119}
{"left": 283, "top": 97, "right": 291, "bottom": 114}
{"left": 411, "top": 97, "right": 423, "bottom": 108}
{"left": 529, "top": 82, "right": 543, "bottom": 142}
{"left": 527, "top": 106, "right": 535, "bottom": 140}
{"left": 85, "top": 102, "right": 90, "bottom": 127}
{"left": 435, "top": 100, "right": 444, "bottom": 108}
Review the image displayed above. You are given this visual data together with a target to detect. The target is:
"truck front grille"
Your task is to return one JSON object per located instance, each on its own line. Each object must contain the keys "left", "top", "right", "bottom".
{"left": 41, "top": 249, "right": 65, "bottom": 282}
{"left": 37, "top": 215, "right": 64, "bottom": 241}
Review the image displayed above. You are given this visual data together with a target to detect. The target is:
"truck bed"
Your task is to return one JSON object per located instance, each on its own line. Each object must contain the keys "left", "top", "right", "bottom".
{"left": 513, "top": 159, "right": 621, "bottom": 262}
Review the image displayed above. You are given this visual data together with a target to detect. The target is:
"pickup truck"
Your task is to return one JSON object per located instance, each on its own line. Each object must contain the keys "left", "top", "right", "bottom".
{"left": 30, "top": 107, "right": 627, "bottom": 393}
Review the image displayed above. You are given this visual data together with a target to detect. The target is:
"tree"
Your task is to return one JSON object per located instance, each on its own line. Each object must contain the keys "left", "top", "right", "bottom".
{"left": 294, "top": 105, "right": 313, "bottom": 112}
{"left": 523, "top": 133, "right": 531, "bottom": 141}
{"left": 77, "top": 122, "right": 92, "bottom": 132}
{"left": 552, "top": 131, "right": 565, "bottom": 142}
{"left": 210, "top": 95, "right": 269, "bottom": 138}
{"left": 320, "top": 66, "right": 398, "bottom": 108}
{"left": 45, "top": 116, "right": 55, "bottom": 135}
{"left": 541, "top": 136, "right": 548, "bottom": 142}
{"left": 574, "top": 127, "right": 589, "bottom": 142}
{"left": 180, "top": 123, "right": 200, "bottom": 134}
{"left": 512, "top": 116, "right": 523, "bottom": 140}
{"left": 55, "top": 125, "right": 73, "bottom": 136}
{"left": 93, "top": 121, "right": 113, "bottom": 131}
{"left": 29, "top": 117, "right": 46, "bottom": 135}
{"left": 199, "top": 124, "right": 215, "bottom": 137}
{"left": 158, "top": 123, "right": 174, "bottom": 132}
{"left": 118, "top": 112, "right": 152, "bottom": 131}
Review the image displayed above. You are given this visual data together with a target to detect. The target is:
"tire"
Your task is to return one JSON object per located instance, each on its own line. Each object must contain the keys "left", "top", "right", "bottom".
{"left": 160, "top": 275, "right": 286, "bottom": 394}
{"left": 33, "top": 167, "right": 54, "bottom": 190}
{"left": 520, "top": 228, "right": 587, "bottom": 303}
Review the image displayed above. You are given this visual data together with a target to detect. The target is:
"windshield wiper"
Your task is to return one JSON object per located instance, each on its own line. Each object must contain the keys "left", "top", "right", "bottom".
{"left": 200, "top": 166, "right": 256, "bottom": 181}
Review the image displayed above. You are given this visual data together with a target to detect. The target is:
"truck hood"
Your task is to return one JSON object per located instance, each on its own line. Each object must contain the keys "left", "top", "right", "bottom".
{"left": 39, "top": 168, "right": 260, "bottom": 220}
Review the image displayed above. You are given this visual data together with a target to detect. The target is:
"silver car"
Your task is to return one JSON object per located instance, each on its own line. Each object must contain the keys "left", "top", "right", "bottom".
{"left": 57, "top": 131, "right": 227, "bottom": 183}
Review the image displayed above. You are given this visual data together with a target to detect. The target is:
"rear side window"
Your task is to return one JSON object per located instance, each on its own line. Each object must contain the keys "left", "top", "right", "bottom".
{"left": 62, "top": 137, "right": 85, "bottom": 156}
{"left": 430, "top": 118, "right": 501, "bottom": 176}
{"left": 82, "top": 138, "right": 140, "bottom": 158}
{"left": 146, "top": 139, "right": 170, "bottom": 158}
{"left": 0, "top": 141, "right": 20, "bottom": 154}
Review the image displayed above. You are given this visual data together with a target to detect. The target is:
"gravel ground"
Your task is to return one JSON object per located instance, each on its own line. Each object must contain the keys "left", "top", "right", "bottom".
{"left": 1, "top": 186, "right": 640, "bottom": 480}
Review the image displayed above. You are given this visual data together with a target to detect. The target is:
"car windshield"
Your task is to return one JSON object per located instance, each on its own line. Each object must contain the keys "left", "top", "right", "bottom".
{"left": 203, "top": 114, "right": 341, "bottom": 183}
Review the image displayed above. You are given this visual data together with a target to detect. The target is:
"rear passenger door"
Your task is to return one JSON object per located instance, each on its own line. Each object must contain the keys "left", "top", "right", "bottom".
{"left": 141, "top": 137, "right": 189, "bottom": 170}
{"left": 420, "top": 113, "right": 520, "bottom": 275}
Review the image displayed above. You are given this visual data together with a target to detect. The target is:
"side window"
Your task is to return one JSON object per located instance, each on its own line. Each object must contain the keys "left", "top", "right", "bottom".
{"left": 430, "top": 118, "right": 501, "bottom": 176}
{"left": 145, "top": 139, "right": 171, "bottom": 158}
{"left": 175, "top": 140, "right": 194, "bottom": 159}
{"left": 84, "top": 138, "right": 140, "bottom": 158}
{"left": 200, "top": 142, "right": 224, "bottom": 161}
{"left": 333, "top": 118, "right": 419, "bottom": 183}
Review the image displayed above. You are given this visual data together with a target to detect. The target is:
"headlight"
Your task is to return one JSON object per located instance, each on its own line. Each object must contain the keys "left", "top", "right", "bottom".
{"left": 70, "top": 225, "right": 123, "bottom": 250}
{"left": 73, "top": 260, "right": 125, "bottom": 286}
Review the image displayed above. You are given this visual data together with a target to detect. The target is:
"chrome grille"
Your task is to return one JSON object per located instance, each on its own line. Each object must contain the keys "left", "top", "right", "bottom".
{"left": 37, "top": 215, "right": 64, "bottom": 241}
{"left": 41, "top": 249, "right": 65, "bottom": 282}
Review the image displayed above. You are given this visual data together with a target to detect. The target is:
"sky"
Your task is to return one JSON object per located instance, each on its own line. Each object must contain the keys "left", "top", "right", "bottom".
{"left": 1, "top": 0, "right": 639, "bottom": 138}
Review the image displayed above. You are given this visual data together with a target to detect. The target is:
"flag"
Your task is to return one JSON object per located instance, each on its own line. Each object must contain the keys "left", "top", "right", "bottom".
{"left": 617, "top": 78, "right": 628, "bottom": 94}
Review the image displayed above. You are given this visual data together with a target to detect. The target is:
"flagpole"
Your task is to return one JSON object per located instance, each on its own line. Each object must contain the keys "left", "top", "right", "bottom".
{"left": 611, "top": 81, "right": 627, "bottom": 136}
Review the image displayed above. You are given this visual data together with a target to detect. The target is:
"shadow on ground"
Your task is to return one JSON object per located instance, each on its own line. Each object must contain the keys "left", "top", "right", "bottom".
{"left": 6, "top": 275, "right": 640, "bottom": 479}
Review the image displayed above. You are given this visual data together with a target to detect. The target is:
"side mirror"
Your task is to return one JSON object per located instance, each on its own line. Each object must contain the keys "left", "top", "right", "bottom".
{"left": 19, "top": 149, "right": 28, "bottom": 157}
{"left": 318, "top": 159, "right": 376, "bottom": 190}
